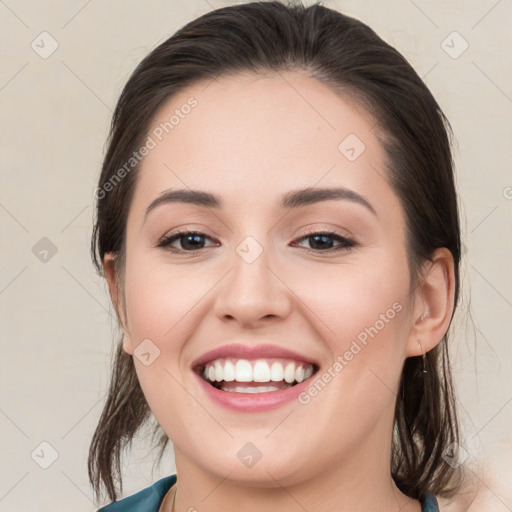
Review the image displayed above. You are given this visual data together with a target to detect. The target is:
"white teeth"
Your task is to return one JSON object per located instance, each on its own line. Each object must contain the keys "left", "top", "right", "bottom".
{"left": 222, "top": 384, "right": 293, "bottom": 393}
{"left": 235, "top": 360, "right": 253, "bottom": 382}
{"left": 214, "top": 360, "right": 223, "bottom": 382}
{"left": 223, "top": 360, "right": 235, "bottom": 381}
{"left": 284, "top": 362, "right": 295, "bottom": 383}
{"left": 270, "top": 362, "right": 284, "bottom": 381}
{"left": 253, "top": 360, "right": 271, "bottom": 382}
{"left": 201, "top": 358, "right": 315, "bottom": 387}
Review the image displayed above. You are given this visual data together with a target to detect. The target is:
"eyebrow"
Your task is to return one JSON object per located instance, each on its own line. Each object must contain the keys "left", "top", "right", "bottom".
{"left": 145, "top": 186, "right": 377, "bottom": 219}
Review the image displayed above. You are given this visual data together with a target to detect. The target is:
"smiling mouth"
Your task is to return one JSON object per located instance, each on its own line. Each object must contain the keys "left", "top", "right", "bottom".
{"left": 196, "top": 357, "right": 318, "bottom": 394}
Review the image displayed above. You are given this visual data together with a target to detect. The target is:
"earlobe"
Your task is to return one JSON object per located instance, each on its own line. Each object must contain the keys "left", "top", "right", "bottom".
{"left": 122, "top": 333, "right": 134, "bottom": 355}
{"left": 406, "top": 247, "right": 456, "bottom": 357}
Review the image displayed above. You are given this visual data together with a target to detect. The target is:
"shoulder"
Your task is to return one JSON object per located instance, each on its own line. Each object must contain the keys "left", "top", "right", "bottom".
{"left": 96, "top": 474, "right": 177, "bottom": 512}
{"left": 436, "top": 464, "right": 509, "bottom": 512}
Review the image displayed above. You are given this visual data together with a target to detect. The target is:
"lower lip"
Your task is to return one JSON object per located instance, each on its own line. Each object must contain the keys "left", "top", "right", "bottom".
{"left": 194, "top": 371, "right": 315, "bottom": 412}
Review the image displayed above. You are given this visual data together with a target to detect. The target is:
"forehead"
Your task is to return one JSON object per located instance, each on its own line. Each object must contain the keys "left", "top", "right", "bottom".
{"left": 132, "top": 69, "right": 398, "bottom": 217}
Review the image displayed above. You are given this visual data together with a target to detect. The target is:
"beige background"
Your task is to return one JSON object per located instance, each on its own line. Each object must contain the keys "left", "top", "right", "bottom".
{"left": 1, "top": 0, "right": 511, "bottom": 510}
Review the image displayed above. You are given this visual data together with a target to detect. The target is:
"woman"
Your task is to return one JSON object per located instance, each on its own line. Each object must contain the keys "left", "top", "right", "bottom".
{"left": 88, "top": 2, "right": 466, "bottom": 511}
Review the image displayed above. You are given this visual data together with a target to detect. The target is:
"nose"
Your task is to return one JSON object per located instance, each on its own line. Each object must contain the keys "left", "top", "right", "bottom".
{"left": 213, "top": 239, "right": 293, "bottom": 329}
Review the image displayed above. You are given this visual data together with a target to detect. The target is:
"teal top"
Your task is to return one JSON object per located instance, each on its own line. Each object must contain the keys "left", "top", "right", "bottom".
{"left": 97, "top": 474, "right": 440, "bottom": 511}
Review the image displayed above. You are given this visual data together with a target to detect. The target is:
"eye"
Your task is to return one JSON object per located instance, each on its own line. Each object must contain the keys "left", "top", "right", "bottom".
{"left": 157, "top": 229, "right": 357, "bottom": 254}
{"left": 157, "top": 231, "right": 218, "bottom": 253}
{"left": 292, "top": 230, "right": 356, "bottom": 252}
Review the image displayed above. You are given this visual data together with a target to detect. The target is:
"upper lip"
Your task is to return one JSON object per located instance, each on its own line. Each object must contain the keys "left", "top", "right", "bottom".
{"left": 191, "top": 343, "right": 319, "bottom": 371}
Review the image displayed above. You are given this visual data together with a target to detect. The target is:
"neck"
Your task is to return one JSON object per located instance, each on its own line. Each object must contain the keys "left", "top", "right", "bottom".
{"left": 165, "top": 428, "right": 422, "bottom": 512}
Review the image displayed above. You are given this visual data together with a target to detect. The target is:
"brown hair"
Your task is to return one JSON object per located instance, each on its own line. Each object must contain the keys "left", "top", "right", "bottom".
{"left": 89, "top": 0, "right": 463, "bottom": 504}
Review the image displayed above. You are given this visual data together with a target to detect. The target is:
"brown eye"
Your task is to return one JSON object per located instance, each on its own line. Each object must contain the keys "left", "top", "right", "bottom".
{"left": 158, "top": 231, "right": 217, "bottom": 253}
{"left": 293, "top": 231, "right": 356, "bottom": 252}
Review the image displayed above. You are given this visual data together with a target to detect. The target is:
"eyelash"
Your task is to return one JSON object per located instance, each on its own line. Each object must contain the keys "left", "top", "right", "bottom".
{"left": 157, "top": 229, "right": 357, "bottom": 254}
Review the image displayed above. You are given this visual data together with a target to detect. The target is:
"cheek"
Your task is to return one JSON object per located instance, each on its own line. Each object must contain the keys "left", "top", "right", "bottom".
{"left": 290, "top": 255, "right": 411, "bottom": 412}
{"left": 123, "top": 256, "right": 211, "bottom": 345}
{"left": 122, "top": 263, "right": 203, "bottom": 437}
{"left": 293, "top": 253, "right": 410, "bottom": 348}
{"left": 121, "top": 255, "right": 216, "bottom": 420}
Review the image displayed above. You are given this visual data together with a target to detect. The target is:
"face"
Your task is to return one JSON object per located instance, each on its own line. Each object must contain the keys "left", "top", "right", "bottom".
{"left": 110, "top": 70, "right": 422, "bottom": 486}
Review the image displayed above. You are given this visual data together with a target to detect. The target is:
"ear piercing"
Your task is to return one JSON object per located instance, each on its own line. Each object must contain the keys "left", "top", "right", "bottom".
{"left": 418, "top": 311, "right": 428, "bottom": 374}
{"left": 418, "top": 340, "right": 427, "bottom": 374}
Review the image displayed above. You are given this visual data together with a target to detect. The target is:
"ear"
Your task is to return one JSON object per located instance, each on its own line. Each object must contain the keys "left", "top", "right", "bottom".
{"left": 405, "top": 247, "right": 456, "bottom": 357}
{"left": 103, "top": 253, "right": 133, "bottom": 355}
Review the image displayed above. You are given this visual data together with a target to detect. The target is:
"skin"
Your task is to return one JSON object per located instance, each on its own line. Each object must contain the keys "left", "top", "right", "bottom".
{"left": 103, "top": 70, "right": 455, "bottom": 512}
